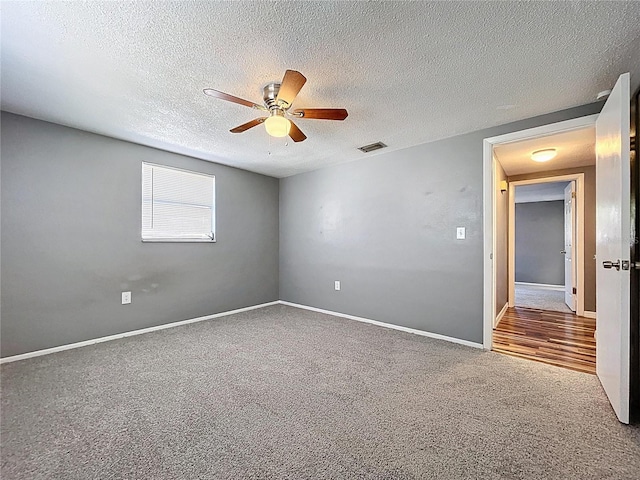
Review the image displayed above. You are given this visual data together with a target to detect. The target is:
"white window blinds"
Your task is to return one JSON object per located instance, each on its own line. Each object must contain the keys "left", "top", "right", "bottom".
{"left": 142, "top": 163, "right": 215, "bottom": 242}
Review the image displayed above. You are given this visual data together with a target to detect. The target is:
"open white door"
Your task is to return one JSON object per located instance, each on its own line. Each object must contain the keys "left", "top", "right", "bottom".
{"left": 596, "top": 72, "right": 631, "bottom": 424}
{"left": 564, "top": 182, "right": 576, "bottom": 311}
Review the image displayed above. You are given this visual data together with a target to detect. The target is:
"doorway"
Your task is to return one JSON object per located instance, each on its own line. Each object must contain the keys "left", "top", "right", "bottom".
{"left": 509, "top": 175, "right": 585, "bottom": 316}
{"left": 510, "top": 180, "right": 574, "bottom": 313}
{"left": 484, "top": 73, "right": 635, "bottom": 424}
{"left": 482, "top": 115, "right": 598, "bottom": 374}
{"left": 498, "top": 173, "right": 595, "bottom": 374}
{"left": 482, "top": 114, "right": 599, "bottom": 348}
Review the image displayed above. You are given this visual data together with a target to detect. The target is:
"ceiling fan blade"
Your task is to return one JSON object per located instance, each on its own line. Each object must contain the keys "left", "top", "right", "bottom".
{"left": 203, "top": 89, "right": 266, "bottom": 110}
{"left": 276, "top": 70, "right": 307, "bottom": 108}
{"left": 288, "top": 120, "right": 307, "bottom": 142}
{"left": 291, "top": 108, "right": 348, "bottom": 120}
{"left": 230, "top": 117, "right": 267, "bottom": 133}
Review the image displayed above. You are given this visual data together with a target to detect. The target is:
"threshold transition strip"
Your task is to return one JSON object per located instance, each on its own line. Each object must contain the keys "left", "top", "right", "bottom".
{"left": 493, "top": 307, "right": 596, "bottom": 374}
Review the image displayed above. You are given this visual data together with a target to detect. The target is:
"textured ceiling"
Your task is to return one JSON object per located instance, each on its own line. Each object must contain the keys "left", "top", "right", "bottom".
{"left": 2, "top": 2, "right": 639, "bottom": 178}
{"left": 495, "top": 126, "right": 595, "bottom": 176}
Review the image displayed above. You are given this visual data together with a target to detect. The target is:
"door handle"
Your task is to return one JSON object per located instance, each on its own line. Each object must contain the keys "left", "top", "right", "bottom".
{"left": 603, "top": 260, "right": 621, "bottom": 271}
{"left": 560, "top": 250, "right": 566, "bottom": 254}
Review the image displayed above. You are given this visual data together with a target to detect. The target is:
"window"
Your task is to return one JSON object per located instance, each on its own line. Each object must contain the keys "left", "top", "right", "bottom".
{"left": 142, "top": 162, "right": 215, "bottom": 242}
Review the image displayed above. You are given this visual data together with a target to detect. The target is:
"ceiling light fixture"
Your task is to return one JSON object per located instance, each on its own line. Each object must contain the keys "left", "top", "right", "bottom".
{"left": 530, "top": 148, "right": 557, "bottom": 163}
{"left": 264, "top": 110, "right": 291, "bottom": 138}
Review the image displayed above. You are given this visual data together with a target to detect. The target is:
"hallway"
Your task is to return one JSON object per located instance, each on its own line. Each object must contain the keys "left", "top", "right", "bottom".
{"left": 514, "top": 283, "right": 572, "bottom": 313}
{"left": 493, "top": 307, "right": 596, "bottom": 374}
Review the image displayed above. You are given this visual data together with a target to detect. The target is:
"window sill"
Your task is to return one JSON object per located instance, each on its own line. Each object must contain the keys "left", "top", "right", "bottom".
{"left": 141, "top": 238, "right": 216, "bottom": 243}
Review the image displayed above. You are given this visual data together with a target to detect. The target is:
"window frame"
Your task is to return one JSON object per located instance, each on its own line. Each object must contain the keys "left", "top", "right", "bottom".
{"left": 141, "top": 162, "right": 216, "bottom": 243}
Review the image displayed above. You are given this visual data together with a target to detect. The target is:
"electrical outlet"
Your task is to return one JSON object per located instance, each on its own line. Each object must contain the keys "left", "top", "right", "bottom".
{"left": 334, "top": 281, "right": 341, "bottom": 291}
{"left": 122, "top": 291, "right": 131, "bottom": 305}
{"left": 456, "top": 227, "right": 466, "bottom": 240}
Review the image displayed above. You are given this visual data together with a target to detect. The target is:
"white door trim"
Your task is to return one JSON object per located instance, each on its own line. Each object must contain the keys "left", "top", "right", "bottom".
{"left": 482, "top": 114, "right": 598, "bottom": 349}
{"left": 508, "top": 174, "right": 585, "bottom": 316}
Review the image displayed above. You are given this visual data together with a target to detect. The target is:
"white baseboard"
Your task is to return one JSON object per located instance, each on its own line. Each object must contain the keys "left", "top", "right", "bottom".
{"left": 279, "top": 301, "right": 483, "bottom": 349}
{"left": 583, "top": 311, "right": 596, "bottom": 319}
{"left": 515, "top": 282, "right": 564, "bottom": 291}
{"left": 1, "top": 299, "right": 484, "bottom": 364}
{"left": 494, "top": 302, "right": 509, "bottom": 328}
{"left": 0, "top": 301, "right": 280, "bottom": 364}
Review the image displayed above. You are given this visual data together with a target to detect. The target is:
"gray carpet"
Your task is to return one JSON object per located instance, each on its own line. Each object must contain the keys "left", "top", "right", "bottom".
{"left": 1, "top": 305, "right": 638, "bottom": 479}
{"left": 515, "top": 284, "right": 573, "bottom": 313}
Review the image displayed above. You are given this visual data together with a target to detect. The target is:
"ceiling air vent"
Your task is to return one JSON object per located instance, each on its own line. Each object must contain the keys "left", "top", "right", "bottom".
{"left": 358, "top": 142, "right": 387, "bottom": 153}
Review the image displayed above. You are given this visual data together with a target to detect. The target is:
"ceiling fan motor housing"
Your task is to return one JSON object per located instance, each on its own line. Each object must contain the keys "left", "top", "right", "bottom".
{"left": 263, "top": 83, "right": 282, "bottom": 111}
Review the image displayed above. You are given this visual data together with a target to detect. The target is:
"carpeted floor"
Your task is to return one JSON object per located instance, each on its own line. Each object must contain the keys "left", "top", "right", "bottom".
{"left": 1, "top": 305, "right": 638, "bottom": 479}
{"left": 515, "top": 284, "right": 572, "bottom": 313}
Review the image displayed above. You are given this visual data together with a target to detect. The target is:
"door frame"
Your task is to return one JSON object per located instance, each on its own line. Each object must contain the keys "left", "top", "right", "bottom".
{"left": 507, "top": 174, "right": 585, "bottom": 315}
{"left": 482, "top": 114, "right": 598, "bottom": 349}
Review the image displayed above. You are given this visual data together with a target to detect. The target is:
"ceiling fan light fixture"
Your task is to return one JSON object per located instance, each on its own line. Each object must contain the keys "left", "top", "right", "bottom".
{"left": 264, "top": 112, "right": 291, "bottom": 138}
{"left": 530, "top": 148, "right": 557, "bottom": 162}
{"left": 204, "top": 70, "right": 346, "bottom": 143}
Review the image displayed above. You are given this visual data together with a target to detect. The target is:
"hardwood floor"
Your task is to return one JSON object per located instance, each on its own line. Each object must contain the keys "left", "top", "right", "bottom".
{"left": 493, "top": 307, "right": 596, "bottom": 374}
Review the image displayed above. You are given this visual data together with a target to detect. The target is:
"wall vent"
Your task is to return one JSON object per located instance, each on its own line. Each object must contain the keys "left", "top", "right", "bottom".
{"left": 358, "top": 142, "right": 387, "bottom": 153}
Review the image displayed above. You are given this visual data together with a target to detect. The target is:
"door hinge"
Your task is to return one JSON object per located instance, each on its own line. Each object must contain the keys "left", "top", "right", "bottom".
{"left": 571, "top": 192, "right": 576, "bottom": 199}
{"left": 572, "top": 287, "right": 577, "bottom": 294}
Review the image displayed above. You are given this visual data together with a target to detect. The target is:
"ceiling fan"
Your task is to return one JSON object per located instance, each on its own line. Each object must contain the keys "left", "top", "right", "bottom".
{"left": 203, "top": 70, "right": 348, "bottom": 143}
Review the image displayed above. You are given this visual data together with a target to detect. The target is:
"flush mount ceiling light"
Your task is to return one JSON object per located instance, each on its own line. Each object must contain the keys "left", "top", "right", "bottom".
{"left": 530, "top": 148, "right": 557, "bottom": 162}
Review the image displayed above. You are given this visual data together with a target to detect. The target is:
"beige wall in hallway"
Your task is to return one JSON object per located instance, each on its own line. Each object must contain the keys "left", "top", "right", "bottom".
{"left": 494, "top": 159, "right": 509, "bottom": 320}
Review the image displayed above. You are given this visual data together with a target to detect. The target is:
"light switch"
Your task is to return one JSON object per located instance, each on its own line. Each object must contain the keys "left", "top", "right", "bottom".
{"left": 456, "top": 227, "right": 466, "bottom": 240}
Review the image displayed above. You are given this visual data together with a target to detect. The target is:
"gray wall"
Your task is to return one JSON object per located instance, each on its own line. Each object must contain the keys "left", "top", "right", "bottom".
{"left": 509, "top": 166, "right": 596, "bottom": 312}
{"left": 494, "top": 160, "right": 509, "bottom": 318}
{"left": 1, "top": 113, "right": 279, "bottom": 357}
{"left": 280, "top": 103, "right": 602, "bottom": 344}
{"left": 515, "top": 200, "right": 565, "bottom": 285}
